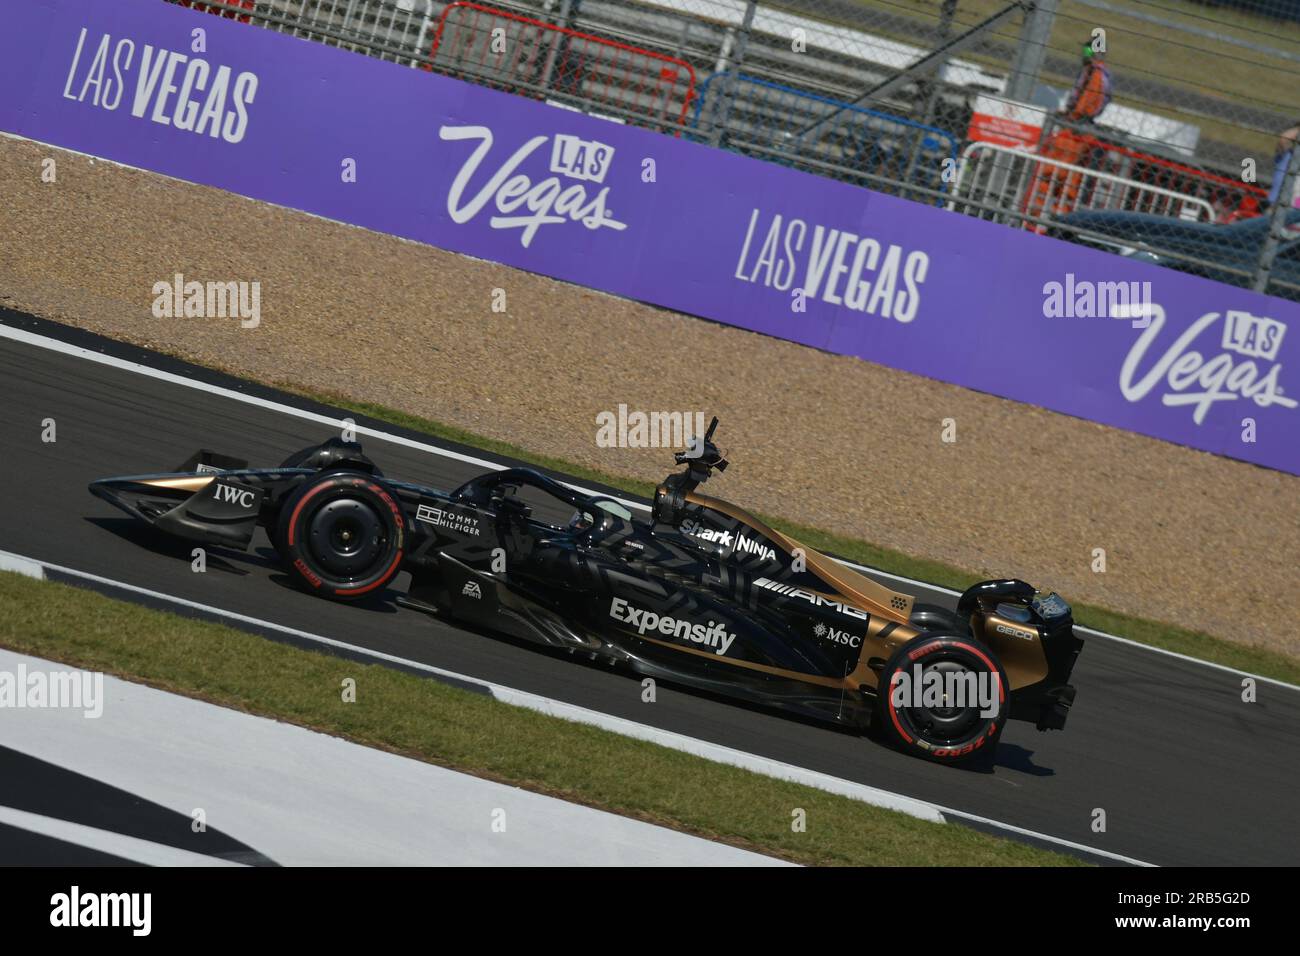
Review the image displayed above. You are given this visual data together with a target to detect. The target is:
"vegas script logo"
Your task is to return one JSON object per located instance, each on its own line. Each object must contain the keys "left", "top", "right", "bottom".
{"left": 1120, "top": 304, "right": 1295, "bottom": 423}
{"left": 439, "top": 124, "right": 627, "bottom": 248}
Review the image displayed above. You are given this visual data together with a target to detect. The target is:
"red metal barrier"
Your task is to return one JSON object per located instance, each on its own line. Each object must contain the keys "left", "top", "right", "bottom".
{"left": 1075, "top": 132, "right": 1266, "bottom": 223}
{"left": 178, "top": 0, "right": 253, "bottom": 24}
{"left": 428, "top": 2, "right": 696, "bottom": 133}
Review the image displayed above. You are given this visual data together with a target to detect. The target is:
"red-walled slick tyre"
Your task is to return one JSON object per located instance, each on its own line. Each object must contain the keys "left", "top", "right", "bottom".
{"left": 275, "top": 472, "right": 404, "bottom": 601}
{"left": 875, "top": 633, "right": 1009, "bottom": 764}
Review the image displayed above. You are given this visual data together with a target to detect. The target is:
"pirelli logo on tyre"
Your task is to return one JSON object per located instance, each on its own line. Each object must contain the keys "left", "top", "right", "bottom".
{"left": 293, "top": 558, "right": 322, "bottom": 589}
{"left": 372, "top": 483, "right": 405, "bottom": 550}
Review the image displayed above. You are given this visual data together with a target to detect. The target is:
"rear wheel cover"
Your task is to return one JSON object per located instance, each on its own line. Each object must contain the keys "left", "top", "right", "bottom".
{"left": 277, "top": 474, "right": 404, "bottom": 600}
{"left": 876, "top": 635, "right": 1008, "bottom": 762}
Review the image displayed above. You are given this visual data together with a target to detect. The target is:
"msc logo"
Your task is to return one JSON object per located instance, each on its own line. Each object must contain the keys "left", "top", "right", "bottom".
{"left": 813, "top": 622, "right": 861, "bottom": 647}
{"left": 211, "top": 483, "right": 256, "bottom": 508}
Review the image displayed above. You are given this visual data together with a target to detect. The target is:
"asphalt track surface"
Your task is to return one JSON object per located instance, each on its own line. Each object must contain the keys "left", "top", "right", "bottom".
{"left": 2, "top": 310, "right": 1297, "bottom": 866}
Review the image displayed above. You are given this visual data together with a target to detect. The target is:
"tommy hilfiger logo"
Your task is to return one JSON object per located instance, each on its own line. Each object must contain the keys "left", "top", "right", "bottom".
{"left": 416, "top": 504, "right": 481, "bottom": 536}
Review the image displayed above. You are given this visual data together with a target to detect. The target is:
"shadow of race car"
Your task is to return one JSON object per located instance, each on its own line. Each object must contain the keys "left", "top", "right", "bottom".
{"left": 89, "top": 419, "right": 1083, "bottom": 764}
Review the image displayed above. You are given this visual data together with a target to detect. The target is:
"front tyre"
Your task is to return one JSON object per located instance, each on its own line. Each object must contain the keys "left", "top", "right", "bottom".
{"left": 275, "top": 472, "right": 404, "bottom": 601}
{"left": 875, "top": 633, "right": 1008, "bottom": 764}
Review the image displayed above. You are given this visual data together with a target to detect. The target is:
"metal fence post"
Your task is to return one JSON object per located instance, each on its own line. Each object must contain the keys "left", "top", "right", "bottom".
{"left": 906, "top": 0, "right": 958, "bottom": 202}
{"left": 539, "top": 0, "right": 575, "bottom": 96}
{"left": 1006, "top": 0, "right": 1057, "bottom": 103}
{"left": 987, "top": 1, "right": 1058, "bottom": 222}
{"left": 708, "top": 0, "right": 757, "bottom": 148}
{"left": 917, "top": 0, "right": 957, "bottom": 130}
{"left": 1251, "top": 136, "right": 1300, "bottom": 294}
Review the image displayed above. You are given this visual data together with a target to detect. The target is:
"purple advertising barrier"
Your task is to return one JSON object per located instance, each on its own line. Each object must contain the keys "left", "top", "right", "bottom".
{"left": 1, "top": 0, "right": 1295, "bottom": 474}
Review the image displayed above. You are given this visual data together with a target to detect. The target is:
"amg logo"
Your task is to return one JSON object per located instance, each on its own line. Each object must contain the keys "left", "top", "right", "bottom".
{"left": 211, "top": 483, "right": 256, "bottom": 508}
{"left": 753, "top": 577, "right": 869, "bottom": 621}
{"left": 608, "top": 597, "right": 735, "bottom": 656}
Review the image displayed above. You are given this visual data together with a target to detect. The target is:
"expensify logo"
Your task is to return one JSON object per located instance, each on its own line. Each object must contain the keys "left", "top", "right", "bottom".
{"left": 1117, "top": 303, "right": 1296, "bottom": 424}
{"left": 439, "top": 125, "right": 628, "bottom": 249}
{"left": 608, "top": 597, "right": 736, "bottom": 656}
{"left": 60, "top": 27, "right": 258, "bottom": 144}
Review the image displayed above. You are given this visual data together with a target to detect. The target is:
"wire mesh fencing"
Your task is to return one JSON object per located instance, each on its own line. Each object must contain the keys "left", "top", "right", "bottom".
{"left": 161, "top": 0, "right": 1300, "bottom": 299}
{"left": 691, "top": 72, "right": 960, "bottom": 204}
{"left": 427, "top": 2, "right": 697, "bottom": 132}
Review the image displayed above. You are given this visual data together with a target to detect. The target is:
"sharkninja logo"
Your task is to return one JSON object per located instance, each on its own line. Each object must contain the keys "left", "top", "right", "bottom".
{"left": 439, "top": 124, "right": 628, "bottom": 248}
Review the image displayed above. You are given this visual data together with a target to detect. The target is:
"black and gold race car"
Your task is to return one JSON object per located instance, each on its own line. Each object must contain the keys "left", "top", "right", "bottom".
{"left": 89, "top": 419, "right": 1082, "bottom": 764}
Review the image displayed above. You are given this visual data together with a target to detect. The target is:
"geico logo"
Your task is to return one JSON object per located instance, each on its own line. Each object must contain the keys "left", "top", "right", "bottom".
{"left": 753, "top": 577, "right": 869, "bottom": 621}
{"left": 995, "top": 622, "right": 1036, "bottom": 641}
{"left": 212, "top": 484, "right": 255, "bottom": 508}
{"left": 609, "top": 597, "right": 735, "bottom": 656}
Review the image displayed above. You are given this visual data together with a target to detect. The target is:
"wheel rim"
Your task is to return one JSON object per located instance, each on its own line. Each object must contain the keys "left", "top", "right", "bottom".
{"left": 307, "top": 497, "right": 385, "bottom": 578}
{"left": 899, "top": 657, "right": 987, "bottom": 743}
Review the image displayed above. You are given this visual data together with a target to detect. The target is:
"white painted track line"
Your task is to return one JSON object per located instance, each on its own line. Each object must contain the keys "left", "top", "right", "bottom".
{"left": 2, "top": 547, "right": 1154, "bottom": 866}
{"left": 1, "top": 321, "right": 1294, "bottom": 694}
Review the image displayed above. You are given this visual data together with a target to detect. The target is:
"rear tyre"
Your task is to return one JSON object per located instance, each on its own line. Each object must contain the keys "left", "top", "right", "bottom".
{"left": 275, "top": 472, "right": 404, "bottom": 601}
{"left": 875, "top": 633, "right": 1008, "bottom": 764}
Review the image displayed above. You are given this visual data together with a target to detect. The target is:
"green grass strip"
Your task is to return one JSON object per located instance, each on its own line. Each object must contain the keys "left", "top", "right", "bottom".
{"left": 0, "top": 571, "right": 1079, "bottom": 866}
